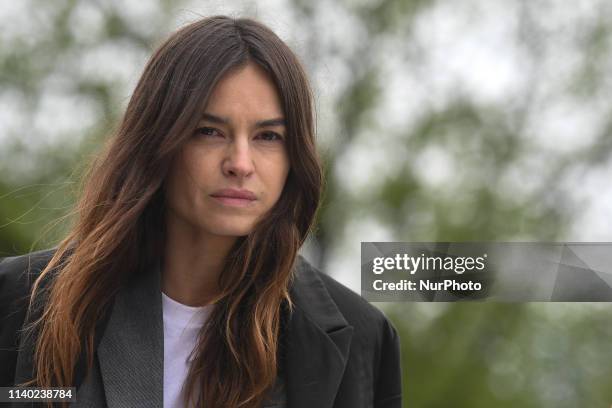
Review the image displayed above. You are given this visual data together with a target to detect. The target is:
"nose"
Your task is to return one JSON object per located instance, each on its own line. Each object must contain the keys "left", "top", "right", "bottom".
{"left": 222, "top": 137, "right": 254, "bottom": 178}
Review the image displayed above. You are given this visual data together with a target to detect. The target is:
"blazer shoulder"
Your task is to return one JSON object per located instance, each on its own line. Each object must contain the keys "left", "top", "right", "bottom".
{"left": 296, "top": 255, "right": 398, "bottom": 339}
{"left": 0, "top": 248, "right": 56, "bottom": 386}
{"left": 0, "top": 248, "right": 57, "bottom": 295}
{"left": 294, "top": 256, "right": 403, "bottom": 406}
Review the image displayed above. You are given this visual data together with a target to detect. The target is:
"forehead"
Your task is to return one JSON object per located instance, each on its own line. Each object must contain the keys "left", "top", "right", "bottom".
{"left": 204, "top": 63, "right": 283, "bottom": 119}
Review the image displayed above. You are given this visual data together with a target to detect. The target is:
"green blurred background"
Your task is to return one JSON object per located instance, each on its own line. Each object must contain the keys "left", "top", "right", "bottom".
{"left": 1, "top": 1, "right": 612, "bottom": 406}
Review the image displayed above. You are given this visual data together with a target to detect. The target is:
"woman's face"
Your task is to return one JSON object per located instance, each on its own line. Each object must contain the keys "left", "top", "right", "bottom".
{"left": 165, "top": 63, "right": 290, "bottom": 238}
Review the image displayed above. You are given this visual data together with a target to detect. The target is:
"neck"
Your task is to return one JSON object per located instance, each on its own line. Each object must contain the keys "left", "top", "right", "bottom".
{"left": 162, "top": 211, "right": 237, "bottom": 307}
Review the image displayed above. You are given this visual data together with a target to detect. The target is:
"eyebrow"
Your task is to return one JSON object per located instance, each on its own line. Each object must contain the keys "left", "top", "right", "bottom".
{"left": 201, "top": 112, "right": 285, "bottom": 128}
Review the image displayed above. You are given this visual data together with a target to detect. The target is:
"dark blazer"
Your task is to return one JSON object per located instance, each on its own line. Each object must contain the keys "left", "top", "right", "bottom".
{"left": 0, "top": 249, "right": 402, "bottom": 407}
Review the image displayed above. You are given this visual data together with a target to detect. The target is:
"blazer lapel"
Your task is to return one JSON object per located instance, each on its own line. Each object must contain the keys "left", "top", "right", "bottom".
{"left": 284, "top": 257, "right": 354, "bottom": 408}
{"left": 96, "top": 267, "right": 163, "bottom": 407}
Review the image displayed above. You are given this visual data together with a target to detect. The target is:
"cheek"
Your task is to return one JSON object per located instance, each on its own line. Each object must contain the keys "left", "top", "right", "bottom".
{"left": 180, "top": 146, "right": 216, "bottom": 188}
{"left": 166, "top": 148, "right": 212, "bottom": 207}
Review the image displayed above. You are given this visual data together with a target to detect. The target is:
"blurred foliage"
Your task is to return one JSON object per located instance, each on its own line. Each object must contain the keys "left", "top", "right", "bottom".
{"left": 388, "top": 302, "right": 612, "bottom": 407}
{"left": 1, "top": 1, "right": 612, "bottom": 407}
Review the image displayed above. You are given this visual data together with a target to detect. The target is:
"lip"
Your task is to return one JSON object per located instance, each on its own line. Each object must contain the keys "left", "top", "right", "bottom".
{"left": 210, "top": 188, "right": 257, "bottom": 207}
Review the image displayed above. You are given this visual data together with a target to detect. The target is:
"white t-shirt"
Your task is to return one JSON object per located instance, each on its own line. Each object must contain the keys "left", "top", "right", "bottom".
{"left": 162, "top": 292, "right": 215, "bottom": 408}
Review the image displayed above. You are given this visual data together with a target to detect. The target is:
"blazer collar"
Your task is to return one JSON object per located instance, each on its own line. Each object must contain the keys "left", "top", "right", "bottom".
{"left": 284, "top": 255, "right": 354, "bottom": 408}
{"left": 96, "top": 267, "right": 164, "bottom": 407}
{"left": 13, "top": 257, "right": 164, "bottom": 408}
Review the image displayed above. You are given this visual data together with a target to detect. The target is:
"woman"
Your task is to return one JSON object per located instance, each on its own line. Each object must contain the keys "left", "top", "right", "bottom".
{"left": 0, "top": 16, "right": 402, "bottom": 408}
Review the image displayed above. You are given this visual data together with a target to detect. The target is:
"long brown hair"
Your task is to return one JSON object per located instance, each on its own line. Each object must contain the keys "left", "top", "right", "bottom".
{"left": 27, "top": 16, "right": 322, "bottom": 407}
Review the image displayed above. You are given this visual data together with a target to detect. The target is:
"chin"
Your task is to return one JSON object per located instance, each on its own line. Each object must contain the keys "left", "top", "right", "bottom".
{"left": 205, "top": 221, "right": 255, "bottom": 238}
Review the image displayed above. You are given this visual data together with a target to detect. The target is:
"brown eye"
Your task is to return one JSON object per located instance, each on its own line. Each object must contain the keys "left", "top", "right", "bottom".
{"left": 194, "top": 127, "right": 223, "bottom": 138}
{"left": 256, "top": 131, "right": 283, "bottom": 142}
